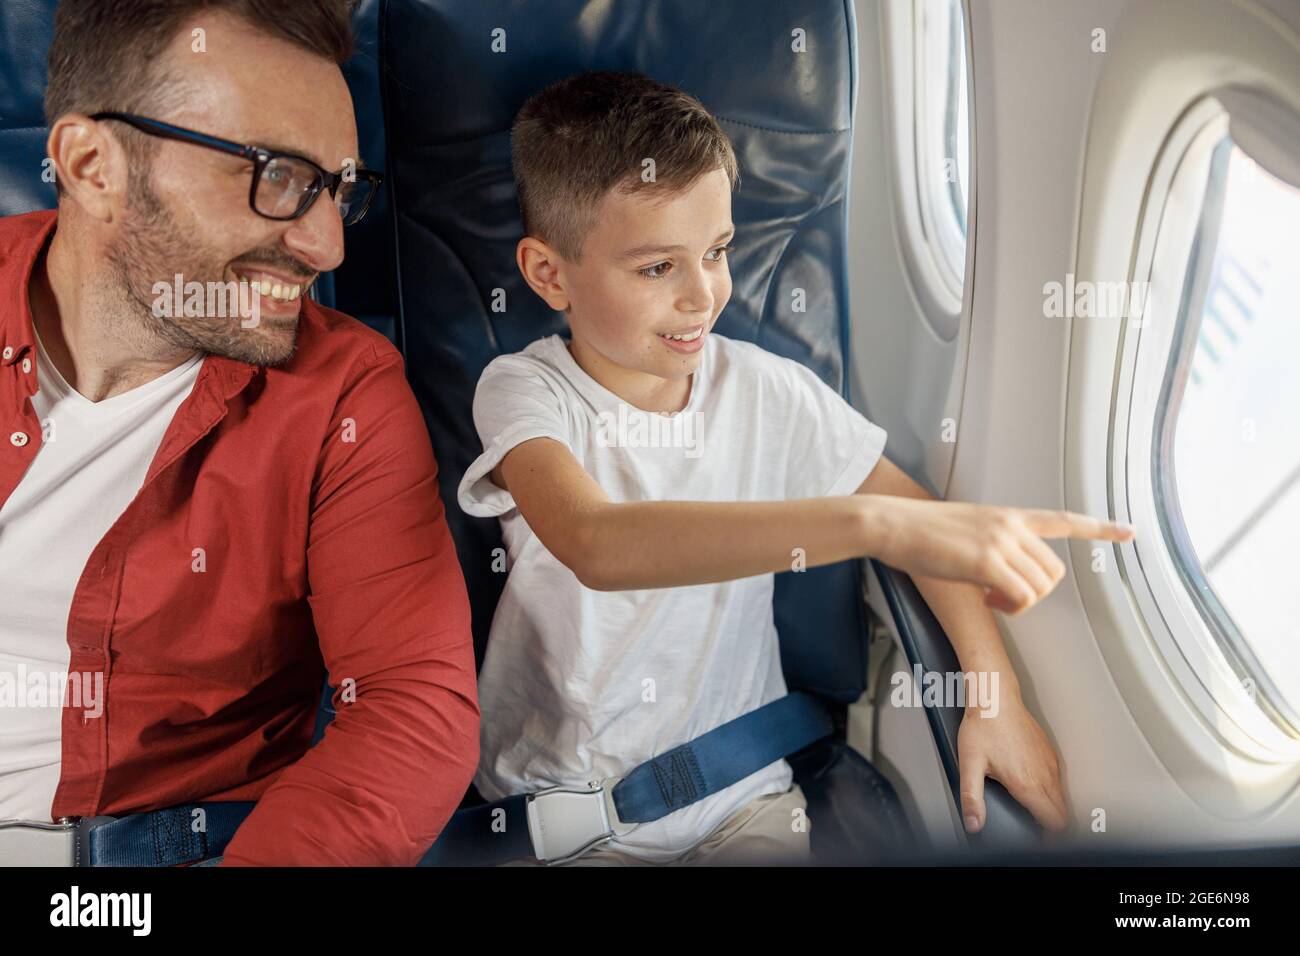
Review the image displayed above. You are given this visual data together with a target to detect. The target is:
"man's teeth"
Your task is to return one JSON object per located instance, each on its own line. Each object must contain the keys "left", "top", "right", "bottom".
{"left": 660, "top": 328, "right": 703, "bottom": 342}
{"left": 240, "top": 277, "right": 302, "bottom": 302}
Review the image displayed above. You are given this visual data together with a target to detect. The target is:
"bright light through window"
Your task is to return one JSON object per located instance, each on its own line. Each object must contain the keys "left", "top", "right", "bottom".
{"left": 1166, "top": 141, "right": 1300, "bottom": 721}
{"left": 915, "top": 0, "right": 969, "bottom": 298}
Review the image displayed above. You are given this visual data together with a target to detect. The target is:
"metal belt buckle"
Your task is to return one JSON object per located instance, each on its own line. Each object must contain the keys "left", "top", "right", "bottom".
{"left": 525, "top": 776, "right": 634, "bottom": 865}
{"left": 0, "top": 817, "right": 79, "bottom": 866}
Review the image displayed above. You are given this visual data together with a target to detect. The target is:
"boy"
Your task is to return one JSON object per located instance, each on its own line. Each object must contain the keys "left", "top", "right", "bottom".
{"left": 457, "top": 71, "right": 1133, "bottom": 865}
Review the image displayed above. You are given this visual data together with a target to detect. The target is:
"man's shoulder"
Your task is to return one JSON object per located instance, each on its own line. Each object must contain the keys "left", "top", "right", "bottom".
{"left": 0, "top": 209, "right": 56, "bottom": 262}
{"left": 245, "top": 299, "right": 410, "bottom": 417}
{"left": 291, "top": 297, "right": 405, "bottom": 381}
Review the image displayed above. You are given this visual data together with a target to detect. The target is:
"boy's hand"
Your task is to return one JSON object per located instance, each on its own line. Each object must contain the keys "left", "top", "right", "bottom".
{"left": 868, "top": 497, "right": 1135, "bottom": 615}
{"left": 957, "top": 695, "right": 1068, "bottom": 835}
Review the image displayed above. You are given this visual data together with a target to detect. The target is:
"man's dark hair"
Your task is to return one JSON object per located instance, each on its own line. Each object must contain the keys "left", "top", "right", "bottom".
{"left": 511, "top": 70, "right": 739, "bottom": 261}
{"left": 45, "top": 0, "right": 357, "bottom": 196}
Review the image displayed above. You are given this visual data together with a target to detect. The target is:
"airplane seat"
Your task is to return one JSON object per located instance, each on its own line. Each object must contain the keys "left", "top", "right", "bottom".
{"left": 0, "top": 2, "right": 58, "bottom": 217}
{"left": 332, "top": 0, "right": 914, "bottom": 864}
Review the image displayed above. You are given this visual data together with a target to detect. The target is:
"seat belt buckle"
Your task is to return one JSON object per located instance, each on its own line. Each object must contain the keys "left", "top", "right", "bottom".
{"left": 525, "top": 776, "right": 633, "bottom": 865}
{"left": 0, "top": 817, "right": 79, "bottom": 866}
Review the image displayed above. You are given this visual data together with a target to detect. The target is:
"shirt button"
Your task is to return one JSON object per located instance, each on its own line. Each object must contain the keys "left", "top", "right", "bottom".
{"left": 21, "top": 357, "right": 31, "bottom": 374}
{"left": 10, "top": 432, "right": 28, "bottom": 447}
{"left": 1, "top": 346, "right": 12, "bottom": 360}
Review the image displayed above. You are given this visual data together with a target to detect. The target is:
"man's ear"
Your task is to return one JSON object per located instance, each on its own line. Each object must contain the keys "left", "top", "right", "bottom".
{"left": 46, "top": 113, "right": 127, "bottom": 222}
{"left": 516, "top": 236, "right": 571, "bottom": 312}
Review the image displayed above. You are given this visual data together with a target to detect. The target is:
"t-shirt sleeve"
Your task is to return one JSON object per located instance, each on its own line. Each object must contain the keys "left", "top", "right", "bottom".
{"left": 781, "top": 359, "right": 888, "bottom": 499}
{"left": 457, "top": 355, "right": 572, "bottom": 517}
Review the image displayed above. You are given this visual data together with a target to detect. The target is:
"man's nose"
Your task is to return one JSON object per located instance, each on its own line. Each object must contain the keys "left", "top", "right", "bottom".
{"left": 280, "top": 190, "right": 346, "bottom": 274}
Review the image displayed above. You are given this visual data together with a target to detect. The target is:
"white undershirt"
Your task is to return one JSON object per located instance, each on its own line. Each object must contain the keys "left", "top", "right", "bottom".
{"left": 0, "top": 327, "right": 203, "bottom": 821}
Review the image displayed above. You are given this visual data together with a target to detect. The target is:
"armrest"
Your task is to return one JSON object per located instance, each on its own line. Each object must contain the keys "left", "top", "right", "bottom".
{"left": 870, "top": 559, "right": 1042, "bottom": 849}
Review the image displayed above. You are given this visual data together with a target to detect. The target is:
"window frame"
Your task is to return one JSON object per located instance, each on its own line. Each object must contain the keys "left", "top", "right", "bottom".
{"left": 1062, "top": 0, "right": 1300, "bottom": 819}
{"left": 1109, "top": 95, "right": 1300, "bottom": 758}
{"left": 880, "top": 0, "right": 973, "bottom": 342}
{"left": 1147, "top": 134, "right": 1300, "bottom": 739}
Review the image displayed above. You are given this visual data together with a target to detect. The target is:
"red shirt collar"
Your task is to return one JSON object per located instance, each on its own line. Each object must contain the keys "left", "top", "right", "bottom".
{"left": 0, "top": 209, "right": 53, "bottom": 372}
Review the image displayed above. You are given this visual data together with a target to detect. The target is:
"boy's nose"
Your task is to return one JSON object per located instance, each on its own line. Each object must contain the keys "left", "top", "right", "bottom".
{"left": 675, "top": 268, "right": 715, "bottom": 314}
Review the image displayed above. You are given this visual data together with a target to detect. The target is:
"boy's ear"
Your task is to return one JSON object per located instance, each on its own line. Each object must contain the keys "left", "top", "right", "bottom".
{"left": 516, "top": 236, "right": 571, "bottom": 312}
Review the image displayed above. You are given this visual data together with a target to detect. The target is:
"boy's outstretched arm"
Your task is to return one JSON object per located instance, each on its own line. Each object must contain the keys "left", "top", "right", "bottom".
{"left": 855, "top": 455, "right": 1077, "bottom": 836}
{"left": 492, "top": 437, "right": 1132, "bottom": 608}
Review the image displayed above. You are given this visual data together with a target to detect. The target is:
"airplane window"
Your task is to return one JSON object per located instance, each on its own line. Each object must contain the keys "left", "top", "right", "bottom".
{"left": 913, "top": 0, "right": 969, "bottom": 301}
{"left": 1154, "top": 136, "right": 1300, "bottom": 731}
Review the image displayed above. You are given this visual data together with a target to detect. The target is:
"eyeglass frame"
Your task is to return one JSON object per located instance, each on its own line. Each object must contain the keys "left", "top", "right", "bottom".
{"left": 89, "top": 111, "right": 384, "bottom": 226}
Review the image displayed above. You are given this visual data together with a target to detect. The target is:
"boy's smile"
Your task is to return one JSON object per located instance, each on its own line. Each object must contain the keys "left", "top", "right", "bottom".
{"left": 517, "top": 166, "right": 735, "bottom": 413}
{"left": 656, "top": 323, "right": 707, "bottom": 354}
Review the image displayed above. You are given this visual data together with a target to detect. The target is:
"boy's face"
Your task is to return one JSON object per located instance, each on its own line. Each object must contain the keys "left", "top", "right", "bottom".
{"left": 522, "top": 166, "right": 734, "bottom": 396}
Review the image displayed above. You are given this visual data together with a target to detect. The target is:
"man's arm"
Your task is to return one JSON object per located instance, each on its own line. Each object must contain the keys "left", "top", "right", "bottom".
{"left": 856, "top": 456, "right": 1069, "bottom": 835}
{"left": 221, "top": 344, "right": 479, "bottom": 866}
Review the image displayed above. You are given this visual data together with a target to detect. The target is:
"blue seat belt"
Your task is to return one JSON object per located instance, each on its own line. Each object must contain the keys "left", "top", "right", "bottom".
{"left": 82, "top": 801, "right": 257, "bottom": 866}
{"left": 79, "top": 693, "right": 831, "bottom": 866}
{"left": 421, "top": 691, "right": 833, "bottom": 866}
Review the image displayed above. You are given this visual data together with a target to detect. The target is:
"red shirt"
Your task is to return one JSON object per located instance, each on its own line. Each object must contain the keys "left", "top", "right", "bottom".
{"left": 0, "top": 210, "right": 480, "bottom": 865}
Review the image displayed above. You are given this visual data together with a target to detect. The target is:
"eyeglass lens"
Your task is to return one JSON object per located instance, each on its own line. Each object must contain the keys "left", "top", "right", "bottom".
{"left": 255, "top": 156, "right": 375, "bottom": 225}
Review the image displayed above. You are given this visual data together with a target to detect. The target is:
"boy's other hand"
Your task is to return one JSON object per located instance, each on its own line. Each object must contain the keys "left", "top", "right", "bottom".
{"left": 867, "top": 497, "right": 1135, "bottom": 615}
{"left": 957, "top": 695, "right": 1068, "bottom": 836}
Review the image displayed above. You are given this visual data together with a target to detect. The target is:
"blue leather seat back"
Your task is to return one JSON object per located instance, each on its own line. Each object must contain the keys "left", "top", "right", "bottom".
{"left": 0, "top": 2, "right": 58, "bottom": 216}
{"left": 346, "top": 0, "right": 872, "bottom": 702}
{"left": 326, "top": 0, "right": 400, "bottom": 344}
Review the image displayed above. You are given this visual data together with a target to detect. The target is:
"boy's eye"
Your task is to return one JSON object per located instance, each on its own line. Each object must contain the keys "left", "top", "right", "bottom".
{"left": 638, "top": 244, "right": 733, "bottom": 279}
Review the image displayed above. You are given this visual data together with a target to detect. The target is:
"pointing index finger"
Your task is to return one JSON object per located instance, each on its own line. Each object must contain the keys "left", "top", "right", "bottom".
{"left": 1023, "top": 509, "right": 1136, "bottom": 542}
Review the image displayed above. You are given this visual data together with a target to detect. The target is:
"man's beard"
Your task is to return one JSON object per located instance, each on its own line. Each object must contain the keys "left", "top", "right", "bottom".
{"left": 104, "top": 166, "right": 306, "bottom": 368}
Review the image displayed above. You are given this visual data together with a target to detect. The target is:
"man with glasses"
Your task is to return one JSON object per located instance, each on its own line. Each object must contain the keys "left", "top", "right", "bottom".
{"left": 0, "top": 1, "right": 479, "bottom": 866}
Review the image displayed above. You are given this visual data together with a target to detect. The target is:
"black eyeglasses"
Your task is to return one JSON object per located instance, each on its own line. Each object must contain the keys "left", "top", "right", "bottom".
{"left": 90, "top": 111, "right": 383, "bottom": 226}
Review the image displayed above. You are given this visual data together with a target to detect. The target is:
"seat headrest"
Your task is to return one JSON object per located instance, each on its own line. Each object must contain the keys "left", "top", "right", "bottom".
{"left": 0, "top": 1, "right": 58, "bottom": 217}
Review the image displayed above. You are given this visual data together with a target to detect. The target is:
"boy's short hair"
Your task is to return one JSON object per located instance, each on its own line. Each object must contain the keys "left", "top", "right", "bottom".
{"left": 510, "top": 71, "right": 739, "bottom": 261}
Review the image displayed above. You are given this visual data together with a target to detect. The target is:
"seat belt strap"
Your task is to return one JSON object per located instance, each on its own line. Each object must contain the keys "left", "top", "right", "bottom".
{"left": 84, "top": 693, "right": 832, "bottom": 865}
{"left": 84, "top": 801, "right": 257, "bottom": 866}
{"left": 613, "top": 690, "right": 832, "bottom": 823}
{"left": 423, "top": 691, "right": 833, "bottom": 865}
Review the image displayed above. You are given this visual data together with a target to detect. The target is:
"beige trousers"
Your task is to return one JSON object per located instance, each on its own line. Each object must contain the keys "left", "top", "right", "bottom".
{"left": 502, "top": 783, "right": 812, "bottom": 867}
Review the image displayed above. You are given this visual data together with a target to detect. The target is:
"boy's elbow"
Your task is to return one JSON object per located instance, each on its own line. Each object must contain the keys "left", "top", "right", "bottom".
{"left": 570, "top": 547, "right": 616, "bottom": 592}
{"left": 563, "top": 515, "right": 621, "bottom": 591}
{"left": 576, "top": 566, "right": 621, "bottom": 591}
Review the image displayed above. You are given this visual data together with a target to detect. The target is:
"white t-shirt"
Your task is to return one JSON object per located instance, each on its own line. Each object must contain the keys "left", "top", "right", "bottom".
{"left": 0, "top": 328, "right": 204, "bottom": 821}
{"left": 458, "top": 332, "right": 887, "bottom": 861}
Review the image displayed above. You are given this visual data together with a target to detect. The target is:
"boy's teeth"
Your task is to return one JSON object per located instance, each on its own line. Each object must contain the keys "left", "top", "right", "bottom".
{"left": 660, "top": 328, "right": 703, "bottom": 342}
